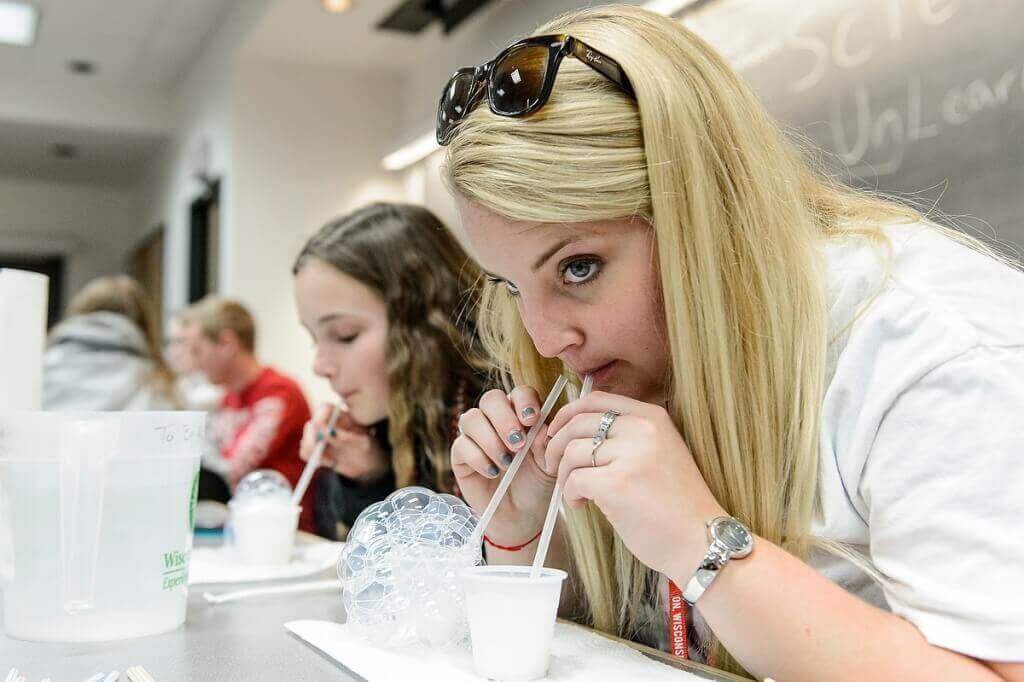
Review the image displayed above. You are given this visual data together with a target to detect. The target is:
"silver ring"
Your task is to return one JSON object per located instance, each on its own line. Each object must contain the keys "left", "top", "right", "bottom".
{"left": 590, "top": 438, "right": 604, "bottom": 467}
{"left": 589, "top": 410, "right": 619, "bottom": 467}
{"left": 592, "top": 410, "right": 620, "bottom": 445}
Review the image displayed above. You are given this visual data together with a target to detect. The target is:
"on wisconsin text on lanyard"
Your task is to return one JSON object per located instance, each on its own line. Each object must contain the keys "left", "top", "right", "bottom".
{"left": 668, "top": 579, "right": 690, "bottom": 660}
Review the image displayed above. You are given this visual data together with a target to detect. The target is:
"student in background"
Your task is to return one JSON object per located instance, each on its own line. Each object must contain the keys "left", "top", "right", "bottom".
{"left": 166, "top": 310, "right": 231, "bottom": 506}
{"left": 44, "top": 275, "right": 179, "bottom": 411}
{"left": 183, "top": 296, "right": 314, "bottom": 530}
{"left": 165, "top": 311, "right": 224, "bottom": 412}
{"left": 293, "top": 202, "right": 491, "bottom": 541}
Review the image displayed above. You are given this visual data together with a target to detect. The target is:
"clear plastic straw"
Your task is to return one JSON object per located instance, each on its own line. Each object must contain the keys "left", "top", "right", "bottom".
{"left": 470, "top": 375, "right": 568, "bottom": 547}
{"left": 531, "top": 374, "right": 593, "bottom": 577}
{"left": 291, "top": 404, "right": 344, "bottom": 505}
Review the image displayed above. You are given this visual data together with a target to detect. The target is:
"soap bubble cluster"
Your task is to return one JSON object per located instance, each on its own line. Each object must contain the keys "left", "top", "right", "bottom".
{"left": 232, "top": 469, "right": 292, "bottom": 506}
{"left": 337, "top": 486, "right": 482, "bottom": 647}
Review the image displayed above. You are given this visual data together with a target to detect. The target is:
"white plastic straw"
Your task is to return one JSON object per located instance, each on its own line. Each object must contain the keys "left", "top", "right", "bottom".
{"left": 203, "top": 578, "right": 339, "bottom": 604}
{"left": 291, "top": 404, "right": 344, "bottom": 505}
{"left": 470, "top": 375, "right": 569, "bottom": 546}
{"left": 531, "top": 374, "right": 593, "bottom": 577}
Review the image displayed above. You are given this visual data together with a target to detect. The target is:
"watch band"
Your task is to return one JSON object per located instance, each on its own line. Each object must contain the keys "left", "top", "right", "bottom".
{"left": 682, "top": 516, "right": 754, "bottom": 604}
{"left": 682, "top": 540, "right": 730, "bottom": 604}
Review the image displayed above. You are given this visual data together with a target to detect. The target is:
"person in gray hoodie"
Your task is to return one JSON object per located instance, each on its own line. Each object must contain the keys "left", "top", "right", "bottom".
{"left": 43, "top": 276, "right": 179, "bottom": 411}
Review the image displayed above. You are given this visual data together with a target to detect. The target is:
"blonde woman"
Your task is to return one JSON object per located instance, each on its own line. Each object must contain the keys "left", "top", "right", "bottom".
{"left": 446, "top": 6, "right": 1024, "bottom": 680}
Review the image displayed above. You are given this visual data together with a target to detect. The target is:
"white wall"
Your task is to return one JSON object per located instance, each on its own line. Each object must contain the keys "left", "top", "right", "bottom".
{"left": 0, "top": 176, "right": 141, "bottom": 306}
{"left": 230, "top": 58, "right": 406, "bottom": 404}
{"left": 134, "top": 1, "right": 410, "bottom": 405}
{"left": 136, "top": 0, "right": 273, "bottom": 321}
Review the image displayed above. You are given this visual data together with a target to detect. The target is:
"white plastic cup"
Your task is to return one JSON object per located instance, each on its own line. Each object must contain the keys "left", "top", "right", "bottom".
{"left": 230, "top": 501, "right": 300, "bottom": 566}
{"left": 462, "top": 565, "right": 567, "bottom": 681}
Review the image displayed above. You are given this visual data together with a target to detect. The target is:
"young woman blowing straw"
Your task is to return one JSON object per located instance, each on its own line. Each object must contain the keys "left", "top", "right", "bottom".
{"left": 445, "top": 6, "right": 1024, "bottom": 680}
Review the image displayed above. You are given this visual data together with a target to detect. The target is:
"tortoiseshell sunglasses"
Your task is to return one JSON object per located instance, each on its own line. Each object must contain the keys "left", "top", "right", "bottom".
{"left": 436, "top": 33, "right": 635, "bottom": 145}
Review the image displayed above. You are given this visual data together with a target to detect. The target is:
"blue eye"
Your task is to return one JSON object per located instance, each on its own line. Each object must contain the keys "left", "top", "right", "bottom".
{"left": 562, "top": 258, "right": 601, "bottom": 285}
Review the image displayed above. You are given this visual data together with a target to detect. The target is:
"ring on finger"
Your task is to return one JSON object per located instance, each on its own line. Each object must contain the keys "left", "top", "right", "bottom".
{"left": 592, "top": 410, "right": 620, "bottom": 445}
{"left": 590, "top": 438, "right": 605, "bottom": 468}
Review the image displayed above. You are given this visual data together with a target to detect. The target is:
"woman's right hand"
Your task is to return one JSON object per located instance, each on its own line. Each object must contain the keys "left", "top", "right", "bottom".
{"left": 451, "top": 387, "right": 556, "bottom": 545}
{"left": 300, "top": 404, "right": 389, "bottom": 484}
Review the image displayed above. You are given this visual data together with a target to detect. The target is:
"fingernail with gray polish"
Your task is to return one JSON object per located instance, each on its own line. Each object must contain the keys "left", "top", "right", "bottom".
{"left": 487, "top": 464, "right": 500, "bottom": 478}
{"left": 508, "top": 430, "right": 524, "bottom": 445}
{"left": 330, "top": 428, "right": 337, "bottom": 438}
{"left": 521, "top": 407, "right": 536, "bottom": 419}
{"left": 502, "top": 453, "right": 514, "bottom": 466}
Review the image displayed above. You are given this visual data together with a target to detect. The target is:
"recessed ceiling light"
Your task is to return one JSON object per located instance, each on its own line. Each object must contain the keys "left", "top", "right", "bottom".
{"left": 322, "top": 0, "right": 353, "bottom": 13}
{"left": 68, "top": 59, "right": 95, "bottom": 75}
{"left": 51, "top": 143, "right": 78, "bottom": 159}
{"left": 0, "top": 1, "right": 39, "bottom": 47}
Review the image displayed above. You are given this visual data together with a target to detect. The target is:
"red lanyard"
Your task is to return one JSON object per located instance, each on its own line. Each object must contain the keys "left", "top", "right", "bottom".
{"left": 668, "top": 579, "right": 690, "bottom": 659}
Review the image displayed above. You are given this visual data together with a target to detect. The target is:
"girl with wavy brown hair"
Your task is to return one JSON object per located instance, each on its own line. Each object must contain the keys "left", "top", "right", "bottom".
{"left": 293, "top": 202, "right": 490, "bottom": 540}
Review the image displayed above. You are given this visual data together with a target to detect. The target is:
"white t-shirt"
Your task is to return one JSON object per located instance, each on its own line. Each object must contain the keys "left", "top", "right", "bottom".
{"left": 643, "top": 222, "right": 1024, "bottom": 662}
{"left": 813, "top": 222, "right": 1024, "bottom": 661}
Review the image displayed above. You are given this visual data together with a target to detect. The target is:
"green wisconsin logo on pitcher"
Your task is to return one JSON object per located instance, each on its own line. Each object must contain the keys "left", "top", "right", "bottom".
{"left": 188, "top": 465, "right": 199, "bottom": 530}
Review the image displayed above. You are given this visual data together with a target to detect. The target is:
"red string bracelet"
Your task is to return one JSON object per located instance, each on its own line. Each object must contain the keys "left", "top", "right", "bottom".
{"left": 483, "top": 529, "right": 543, "bottom": 552}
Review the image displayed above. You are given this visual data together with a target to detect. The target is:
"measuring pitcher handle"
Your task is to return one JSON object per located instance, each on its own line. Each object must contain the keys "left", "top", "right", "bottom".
{"left": 59, "top": 416, "right": 117, "bottom": 613}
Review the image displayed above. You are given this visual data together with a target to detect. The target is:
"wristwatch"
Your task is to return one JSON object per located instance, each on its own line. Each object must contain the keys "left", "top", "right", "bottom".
{"left": 682, "top": 516, "right": 754, "bottom": 604}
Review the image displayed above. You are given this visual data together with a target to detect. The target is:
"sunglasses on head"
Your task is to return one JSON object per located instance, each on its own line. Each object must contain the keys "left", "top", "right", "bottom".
{"left": 436, "top": 33, "right": 636, "bottom": 145}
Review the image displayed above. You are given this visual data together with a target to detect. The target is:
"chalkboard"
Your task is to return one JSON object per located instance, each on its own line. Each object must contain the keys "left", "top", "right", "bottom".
{"left": 681, "top": 0, "right": 1024, "bottom": 256}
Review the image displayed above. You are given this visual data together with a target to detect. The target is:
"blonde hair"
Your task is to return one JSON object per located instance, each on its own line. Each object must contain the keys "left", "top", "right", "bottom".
{"left": 185, "top": 296, "right": 256, "bottom": 354}
{"left": 65, "top": 275, "right": 177, "bottom": 402}
{"left": 441, "top": 5, "right": 1002, "bottom": 675}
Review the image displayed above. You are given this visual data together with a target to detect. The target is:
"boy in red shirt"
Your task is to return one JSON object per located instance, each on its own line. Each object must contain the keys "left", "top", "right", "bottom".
{"left": 183, "top": 296, "right": 314, "bottom": 531}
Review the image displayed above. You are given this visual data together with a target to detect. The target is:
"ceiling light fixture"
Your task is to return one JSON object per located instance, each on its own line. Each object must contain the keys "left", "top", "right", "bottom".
{"left": 641, "top": 0, "right": 702, "bottom": 17}
{"left": 322, "top": 0, "right": 354, "bottom": 13}
{"left": 0, "top": 1, "right": 39, "bottom": 47}
{"left": 381, "top": 130, "right": 438, "bottom": 171}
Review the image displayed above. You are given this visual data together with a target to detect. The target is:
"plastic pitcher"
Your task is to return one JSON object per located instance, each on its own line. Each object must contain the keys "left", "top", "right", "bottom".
{"left": 0, "top": 411, "right": 204, "bottom": 642}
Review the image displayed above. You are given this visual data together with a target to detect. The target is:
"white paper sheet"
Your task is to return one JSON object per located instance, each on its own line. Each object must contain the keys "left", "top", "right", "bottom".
{"left": 0, "top": 268, "right": 47, "bottom": 411}
{"left": 285, "top": 619, "right": 702, "bottom": 681}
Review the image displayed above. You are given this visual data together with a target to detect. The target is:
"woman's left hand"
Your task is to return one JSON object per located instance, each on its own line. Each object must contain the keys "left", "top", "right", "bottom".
{"left": 544, "top": 391, "right": 727, "bottom": 579}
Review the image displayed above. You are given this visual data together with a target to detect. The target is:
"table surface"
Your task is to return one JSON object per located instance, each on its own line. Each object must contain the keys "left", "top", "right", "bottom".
{"left": 1, "top": 532, "right": 748, "bottom": 681}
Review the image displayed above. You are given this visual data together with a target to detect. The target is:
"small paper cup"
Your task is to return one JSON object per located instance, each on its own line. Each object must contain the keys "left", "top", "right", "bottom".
{"left": 462, "top": 565, "right": 567, "bottom": 681}
{"left": 229, "top": 501, "right": 300, "bottom": 566}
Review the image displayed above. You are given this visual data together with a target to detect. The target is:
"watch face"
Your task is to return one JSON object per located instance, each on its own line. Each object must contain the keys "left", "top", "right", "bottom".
{"left": 712, "top": 517, "right": 752, "bottom": 554}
